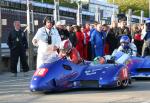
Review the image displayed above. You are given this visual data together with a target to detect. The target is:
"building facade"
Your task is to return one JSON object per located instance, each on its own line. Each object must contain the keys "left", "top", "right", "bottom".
{"left": 89, "top": 0, "right": 119, "bottom": 18}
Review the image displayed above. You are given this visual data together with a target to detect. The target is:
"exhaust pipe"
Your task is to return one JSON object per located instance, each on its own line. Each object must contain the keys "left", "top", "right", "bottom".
{"left": 117, "top": 80, "right": 121, "bottom": 87}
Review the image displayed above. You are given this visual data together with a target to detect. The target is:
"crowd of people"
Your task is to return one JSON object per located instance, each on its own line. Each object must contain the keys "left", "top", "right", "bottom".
{"left": 7, "top": 16, "right": 150, "bottom": 76}
{"left": 32, "top": 16, "right": 150, "bottom": 67}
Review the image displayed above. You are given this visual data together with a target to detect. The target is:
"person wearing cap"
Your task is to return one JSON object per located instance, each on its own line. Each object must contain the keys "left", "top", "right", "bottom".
{"left": 141, "top": 18, "right": 150, "bottom": 56}
{"left": 56, "top": 20, "right": 69, "bottom": 41}
{"left": 32, "top": 16, "right": 61, "bottom": 68}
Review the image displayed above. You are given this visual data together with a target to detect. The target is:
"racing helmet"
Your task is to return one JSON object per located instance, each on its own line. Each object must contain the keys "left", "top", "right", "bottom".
{"left": 120, "top": 35, "right": 130, "bottom": 49}
{"left": 59, "top": 39, "right": 72, "bottom": 53}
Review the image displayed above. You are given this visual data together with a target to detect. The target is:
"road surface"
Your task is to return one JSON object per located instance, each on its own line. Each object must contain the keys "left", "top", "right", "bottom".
{"left": 0, "top": 71, "right": 150, "bottom": 103}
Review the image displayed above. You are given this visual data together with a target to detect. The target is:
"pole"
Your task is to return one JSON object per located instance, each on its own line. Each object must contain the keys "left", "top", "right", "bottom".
{"left": 31, "top": 10, "right": 34, "bottom": 33}
{"left": 127, "top": 9, "right": 132, "bottom": 26}
{"left": 113, "top": 0, "right": 115, "bottom": 15}
{"left": 95, "top": 5, "right": 100, "bottom": 22}
{"left": 77, "top": 1, "right": 82, "bottom": 26}
{"left": 140, "top": 10, "right": 144, "bottom": 24}
{"left": 149, "top": 0, "right": 150, "bottom": 18}
{"left": 111, "top": 0, "right": 116, "bottom": 23}
{"left": 54, "top": 0, "right": 59, "bottom": 23}
{"left": 27, "top": 0, "right": 34, "bottom": 70}
{"left": 0, "top": 5, "right": 2, "bottom": 62}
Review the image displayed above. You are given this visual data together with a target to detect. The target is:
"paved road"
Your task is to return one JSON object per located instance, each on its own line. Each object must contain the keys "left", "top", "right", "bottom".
{"left": 0, "top": 71, "right": 150, "bottom": 103}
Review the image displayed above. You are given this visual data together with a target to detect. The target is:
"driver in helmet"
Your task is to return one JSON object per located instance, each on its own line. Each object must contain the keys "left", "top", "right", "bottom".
{"left": 116, "top": 35, "right": 137, "bottom": 56}
{"left": 59, "top": 39, "right": 82, "bottom": 64}
{"left": 95, "top": 35, "right": 137, "bottom": 64}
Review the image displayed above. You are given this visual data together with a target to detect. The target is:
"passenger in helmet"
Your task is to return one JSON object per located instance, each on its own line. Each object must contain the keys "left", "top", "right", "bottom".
{"left": 59, "top": 39, "right": 82, "bottom": 64}
{"left": 117, "top": 35, "right": 137, "bottom": 56}
{"left": 92, "top": 35, "right": 137, "bottom": 65}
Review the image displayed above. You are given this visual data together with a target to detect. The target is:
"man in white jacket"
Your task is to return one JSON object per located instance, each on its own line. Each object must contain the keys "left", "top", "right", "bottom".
{"left": 32, "top": 16, "right": 61, "bottom": 68}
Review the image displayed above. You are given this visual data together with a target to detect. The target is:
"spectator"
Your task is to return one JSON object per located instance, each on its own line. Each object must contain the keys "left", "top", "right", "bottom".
{"left": 81, "top": 26, "right": 87, "bottom": 60}
{"left": 67, "top": 25, "right": 77, "bottom": 47}
{"left": 56, "top": 21, "right": 69, "bottom": 40}
{"left": 91, "top": 23, "right": 105, "bottom": 57}
{"left": 132, "top": 24, "right": 143, "bottom": 56}
{"left": 102, "top": 24, "right": 110, "bottom": 55}
{"left": 118, "top": 20, "right": 131, "bottom": 41}
{"left": 90, "top": 21, "right": 98, "bottom": 59}
{"left": 84, "top": 22, "right": 92, "bottom": 60}
{"left": 141, "top": 19, "right": 150, "bottom": 56}
{"left": 143, "top": 39, "right": 150, "bottom": 56}
{"left": 90, "top": 21, "right": 98, "bottom": 36}
{"left": 73, "top": 25, "right": 84, "bottom": 58}
{"left": 106, "top": 21, "right": 119, "bottom": 54}
{"left": 32, "top": 16, "right": 61, "bottom": 68}
{"left": 7, "top": 21, "right": 29, "bottom": 77}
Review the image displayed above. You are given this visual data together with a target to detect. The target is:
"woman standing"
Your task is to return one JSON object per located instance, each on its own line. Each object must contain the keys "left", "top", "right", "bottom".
{"left": 73, "top": 25, "right": 84, "bottom": 58}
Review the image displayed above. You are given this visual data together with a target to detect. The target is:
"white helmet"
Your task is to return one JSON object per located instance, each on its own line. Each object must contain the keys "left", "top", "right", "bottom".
{"left": 59, "top": 39, "right": 72, "bottom": 53}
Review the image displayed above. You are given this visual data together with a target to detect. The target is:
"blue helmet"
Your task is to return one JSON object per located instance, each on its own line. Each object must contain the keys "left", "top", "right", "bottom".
{"left": 120, "top": 35, "right": 130, "bottom": 49}
{"left": 120, "top": 35, "right": 130, "bottom": 43}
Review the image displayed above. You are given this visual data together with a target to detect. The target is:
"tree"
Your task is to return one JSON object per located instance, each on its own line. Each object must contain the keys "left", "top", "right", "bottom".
{"left": 108, "top": 0, "right": 149, "bottom": 17}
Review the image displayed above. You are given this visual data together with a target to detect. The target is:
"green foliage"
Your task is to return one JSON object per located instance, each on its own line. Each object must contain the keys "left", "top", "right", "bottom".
{"left": 33, "top": 0, "right": 54, "bottom": 3}
{"left": 59, "top": 0, "right": 77, "bottom": 8}
{"left": 108, "top": 0, "right": 149, "bottom": 17}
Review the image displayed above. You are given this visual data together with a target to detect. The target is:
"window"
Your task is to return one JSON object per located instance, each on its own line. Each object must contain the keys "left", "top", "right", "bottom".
{"left": 47, "top": 9, "right": 53, "bottom": 14}
{"left": 21, "top": 4, "right": 26, "bottom": 10}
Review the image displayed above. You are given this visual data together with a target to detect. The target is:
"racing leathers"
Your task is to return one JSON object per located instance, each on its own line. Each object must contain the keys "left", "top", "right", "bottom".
{"left": 59, "top": 47, "right": 82, "bottom": 64}
{"left": 94, "top": 43, "right": 137, "bottom": 65}
{"left": 116, "top": 42, "right": 137, "bottom": 56}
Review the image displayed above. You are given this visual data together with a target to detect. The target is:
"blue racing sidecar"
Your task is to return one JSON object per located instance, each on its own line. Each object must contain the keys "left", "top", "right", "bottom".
{"left": 30, "top": 58, "right": 131, "bottom": 92}
{"left": 108, "top": 51, "right": 150, "bottom": 78}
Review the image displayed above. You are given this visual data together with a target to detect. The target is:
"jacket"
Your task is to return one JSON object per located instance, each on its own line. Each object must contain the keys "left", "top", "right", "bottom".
{"left": 7, "top": 29, "right": 28, "bottom": 50}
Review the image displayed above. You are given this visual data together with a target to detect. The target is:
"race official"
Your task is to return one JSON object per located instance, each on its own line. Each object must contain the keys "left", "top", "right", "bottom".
{"left": 32, "top": 16, "right": 61, "bottom": 68}
{"left": 7, "top": 21, "right": 29, "bottom": 76}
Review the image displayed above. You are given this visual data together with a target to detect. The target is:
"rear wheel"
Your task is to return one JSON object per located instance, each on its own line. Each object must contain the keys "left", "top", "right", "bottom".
{"left": 121, "top": 79, "right": 129, "bottom": 88}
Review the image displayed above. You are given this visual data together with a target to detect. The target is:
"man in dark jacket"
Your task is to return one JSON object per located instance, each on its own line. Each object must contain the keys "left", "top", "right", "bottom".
{"left": 56, "top": 21, "right": 69, "bottom": 40}
{"left": 67, "top": 25, "right": 77, "bottom": 47}
{"left": 7, "top": 21, "right": 29, "bottom": 76}
{"left": 118, "top": 20, "right": 131, "bottom": 41}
